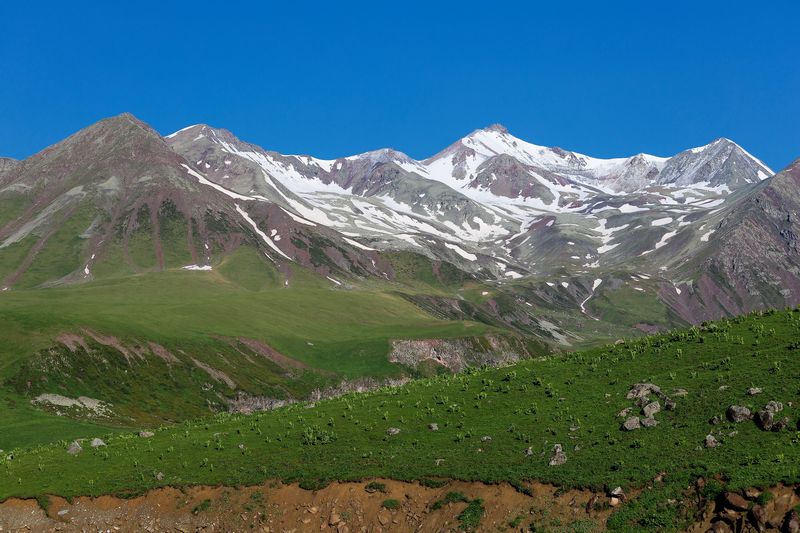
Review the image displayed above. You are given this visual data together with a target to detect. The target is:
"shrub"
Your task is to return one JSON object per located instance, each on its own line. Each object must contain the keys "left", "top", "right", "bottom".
{"left": 381, "top": 499, "right": 401, "bottom": 509}
{"left": 431, "top": 491, "right": 469, "bottom": 510}
{"left": 458, "top": 499, "right": 485, "bottom": 531}
{"left": 365, "top": 481, "right": 387, "bottom": 493}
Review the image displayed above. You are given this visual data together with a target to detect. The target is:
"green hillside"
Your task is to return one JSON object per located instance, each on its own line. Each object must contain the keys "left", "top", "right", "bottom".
{"left": 0, "top": 266, "right": 511, "bottom": 449}
{"left": 2, "top": 308, "right": 798, "bottom": 530}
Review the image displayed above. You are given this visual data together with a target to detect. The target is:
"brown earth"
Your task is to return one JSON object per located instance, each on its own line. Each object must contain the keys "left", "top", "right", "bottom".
{"left": 0, "top": 479, "right": 611, "bottom": 532}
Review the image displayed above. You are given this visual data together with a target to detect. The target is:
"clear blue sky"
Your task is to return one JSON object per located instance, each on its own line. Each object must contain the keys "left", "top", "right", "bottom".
{"left": 1, "top": 1, "right": 798, "bottom": 170}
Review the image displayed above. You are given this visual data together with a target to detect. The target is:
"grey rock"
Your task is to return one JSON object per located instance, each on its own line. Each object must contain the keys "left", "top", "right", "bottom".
{"left": 771, "top": 416, "right": 790, "bottom": 432}
{"left": 549, "top": 444, "right": 567, "bottom": 466}
{"left": 67, "top": 441, "right": 82, "bottom": 455}
{"left": 755, "top": 410, "right": 775, "bottom": 431}
{"left": 428, "top": 423, "right": 439, "bottom": 431}
{"left": 665, "top": 399, "right": 677, "bottom": 411}
{"left": 90, "top": 438, "right": 106, "bottom": 448}
{"left": 726, "top": 405, "right": 752, "bottom": 423}
{"left": 746, "top": 387, "right": 763, "bottom": 396}
{"left": 709, "top": 415, "right": 723, "bottom": 425}
{"left": 642, "top": 401, "right": 661, "bottom": 418}
{"left": 621, "top": 416, "right": 641, "bottom": 431}
{"left": 155, "top": 472, "right": 164, "bottom": 481}
{"left": 673, "top": 389, "right": 689, "bottom": 397}
{"left": 765, "top": 400, "right": 783, "bottom": 413}
{"left": 626, "top": 383, "right": 661, "bottom": 400}
{"left": 386, "top": 427, "right": 401, "bottom": 436}
{"left": 524, "top": 446, "right": 534, "bottom": 456}
{"left": 480, "top": 435, "right": 492, "bottom": 442}
{"left": 138, "top": 431, "right": 155, "bottom": 438}
{"left": 617, "top": 407, "right": 632, "bottom": 418}
{"left": 641, "top": 416, "right": 658, "bottom": 428}
{"left": 705, "top": 434, "right": 719, "bottom": 448}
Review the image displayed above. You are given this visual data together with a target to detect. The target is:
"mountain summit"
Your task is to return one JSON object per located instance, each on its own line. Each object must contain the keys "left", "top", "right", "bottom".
{"left": 0, "top": 112, "right": 793, "bottom": 329}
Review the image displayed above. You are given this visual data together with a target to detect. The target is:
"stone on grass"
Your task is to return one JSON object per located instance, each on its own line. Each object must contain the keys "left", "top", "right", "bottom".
{"left": 621, "top": 416, "right": 641, "bottom": 431}
{"left": 548, "top": 444, "right": 567, "bottom": 466}
{"left": 524, "top": 447, "right": 534, "bottom": 456}
{"left": 67, "top": 441, "right": 82, "bottom": 455}
{"left": 626, "top": 383, "right": 661, "bottom": 400}
{"left": 726, "top": 405, "right": 752, "bottom": 423}
{"left": 428, "top": 423, "right": 439, "bottom": 431}
{"left": 755, "top": 410, "right": 775, "bottom": 431}
{"left": 480, "top": 436, "right": 492, "bottom": 442}
{"left": 641, "top": 416, "right": 658, "bottom": 428}
{"left": 386, "top": 427, "right": 401, "bottom": 436}
{"left": 642, "top": 401, "right": 661, "bottom": 418}
{"left": 771, "top": 417, "right": 790, "bottom": 432}
{"left": 138, "top": 431, "right": 155, "bottom": 438}
{"left": 90, "top": 438, "right": 106, "bottom": 448}
{"left": 765, "top": 400, "right": 783, "bottom": 413}
{"left": 746, "top": 387, "right": 763, "bottom": 396}
{"left": 705, "top": 434, "right": 719, "bottom": 448}
{"left": 617, "top": 407, "right": 632, "bottom": 418}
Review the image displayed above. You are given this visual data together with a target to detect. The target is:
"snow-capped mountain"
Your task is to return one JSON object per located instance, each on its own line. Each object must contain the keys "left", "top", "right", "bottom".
{"left": 2, "top": 113, "right": 794, "bottom": 334}
{"left": 166, "top": 122, "right": 773, "bottom": 281}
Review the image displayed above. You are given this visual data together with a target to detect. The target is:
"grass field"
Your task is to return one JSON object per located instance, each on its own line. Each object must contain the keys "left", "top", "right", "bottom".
{"left": 1, "top": 308, "right": 798, "bottom": 530}
{"left": 0, "top": 267, "right": 502, "bottom": 448}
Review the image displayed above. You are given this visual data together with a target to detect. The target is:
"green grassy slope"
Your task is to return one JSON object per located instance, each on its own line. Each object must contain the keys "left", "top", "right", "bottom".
{"left": 2, "top": 309, "right": 798, "bottom": 530}
{"left": 0, "top": 268, "right": 501, "bottom": 448}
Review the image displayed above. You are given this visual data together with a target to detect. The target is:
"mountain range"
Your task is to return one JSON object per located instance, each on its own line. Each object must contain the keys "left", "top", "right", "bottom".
{"left": 1, "top": 112, "right": 798, "bottom": 348}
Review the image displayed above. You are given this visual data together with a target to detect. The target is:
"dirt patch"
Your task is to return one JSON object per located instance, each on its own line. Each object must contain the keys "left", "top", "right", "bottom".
{"left": 147, "top": 342, "right": 179, "bottom": 364}
{"left": 82, "top": 329, "right": 140, "bottom": 364}
{"left": 55, "top": 333, "right": 90, "bottom": 353}
{"left": 191, "top": 358, "right": 236, "bottom": 389}
{"left": 235, "top": 337, "right": 307, "bottom": 371}
{"left": 0, "top": 479, "right": 611, "bottom": 532}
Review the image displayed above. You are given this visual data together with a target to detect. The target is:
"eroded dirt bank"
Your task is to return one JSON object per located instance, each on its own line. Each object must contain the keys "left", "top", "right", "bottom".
{"left": 0, "top": 479, "right": 611, "bottom": 532}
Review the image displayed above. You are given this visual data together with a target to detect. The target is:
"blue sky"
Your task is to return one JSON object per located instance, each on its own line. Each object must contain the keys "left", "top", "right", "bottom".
{"left": 1, "top": 1, "right": 798, "bottom": 170}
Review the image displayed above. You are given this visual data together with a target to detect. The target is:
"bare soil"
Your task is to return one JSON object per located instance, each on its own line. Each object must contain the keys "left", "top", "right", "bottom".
{"left": 0, "top": 479, "right": 611, "bottom": 532}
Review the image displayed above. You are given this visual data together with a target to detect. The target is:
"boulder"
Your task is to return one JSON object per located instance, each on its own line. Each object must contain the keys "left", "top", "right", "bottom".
{"left": 771, "top": 417, "right": 791, "bottom": 432}
{"left": 621, "top": 416, "right": 641, "bottom": 431}
{"left": 708, "top": 519, "right": 734, "bottom": 533}
{"left": 709, "top": 416, "right": 723, "bottom": 425}
{"left": 755, "top": 410, "right": 775, "bottom": 431}
{"left": 548, "top": 444, "right": 567, "bottom": 466}
{"left": 665, "top": 399, "right": 677, "bottom": 411}
{"left": 626, "top": 383, "right": 661, "bottom": 400}
{"left": 386, "top": 427, "right": 401, "bottom": 436}
{"left": 524, "top": 446, "right": 534, "bottom": 456}
{"left": 747, "top": 387, "right": 763, "bottom": 396}
{"left": 66, "top": 441, "right": 82, "bottom": 455}
{"left": 617, "top": 407, "right": 632, "bottom": 418}
{"left": 90, "top": 438, "right": 106, "bottom": 448}
{"left": 726, "top": 405, "right": 752, "bottom": 423}
{"left": 480, "top": 435, "right": 492, "bottom": 442}
{"left": 765, "top": 400, "right": 783, "bottom": 413}
{"left": 642, "top": 401, "right": 661, "bottom": 418}
{"left": 748, "top": 504, "right": 767, "bottom": 533}
{"left": 138, "top": 431, "right": 155, "bottom": 438}
{"left": 641, "top": 417, "right": 658, "bottom": 428}
{"left": 610, "top": 486, "right": 625, "bottom": 499}
{"left": 720, "top": 491, "right": 750, "bottom": 512}
{"left": 783, "top": 510, "right": 800, "bottom": 533}
{"left": 428, "top": 423, "right": 439, "bottom": 431}
{"left": 705, "top": 434, "right": 719, "bottom": 448}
